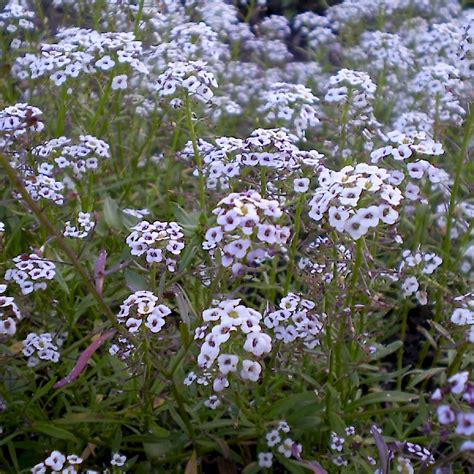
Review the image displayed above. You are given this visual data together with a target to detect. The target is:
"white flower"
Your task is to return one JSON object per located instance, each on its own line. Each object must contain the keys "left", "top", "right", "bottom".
{"left": 96, "top": 55, "right": 115, "bottom": 71}
{"left": 111, "top": 74, "right": 128, "bottom": 90}
{"left": 217, "top": 354, "right": 239, "bottom": 375}
{"left": 266, "top": 429, "right": 281, "bottom": 447}
{"left": 243, "top": 332, "right": 272, "bottom": 356}
{"left": 344, "top": 215, "right": 368, "bottom": 240}
{"left": 240, "top": 359, "right": 261, "bottom": 382}
{"left": 111, "top": 453, "right": 127, "bottom": 466}
{"left": 448, "top": 372, "right": 469, "bottom": 394}
{"left": 258, "top": 452, "right": 273, "bottom": 468}
{"left": 278, "top": 438, "right": 295, "bottom": 458}
{"left": 45, "top": 451, "right": 65, "bottom": 471}
{"left": 402, "top": 276, "right": 419, "bottom": 297}
{"left": 437, "top": 405, "right": 456, "bottom": 424}
{"left": 294, "top": 178, "right": 310, "bottom": 193}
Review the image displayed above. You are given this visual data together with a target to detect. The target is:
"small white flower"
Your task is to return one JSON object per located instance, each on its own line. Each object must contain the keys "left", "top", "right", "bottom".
{"left": 111, "top": 453, "right": 127, "bottom": 466}
{"left": 111, "top": 74, "right": 128, "bottom": 90}
{"left": 45, "top": 451, "right": 65, "bottom": 471}
{"left": 258, "top": 452, "right": 273, "bottom": 468}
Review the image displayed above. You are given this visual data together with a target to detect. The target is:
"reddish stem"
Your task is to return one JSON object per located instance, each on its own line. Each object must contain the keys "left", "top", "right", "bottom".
{"left": 54, "top": 330, "right": 116, "bottom": 389}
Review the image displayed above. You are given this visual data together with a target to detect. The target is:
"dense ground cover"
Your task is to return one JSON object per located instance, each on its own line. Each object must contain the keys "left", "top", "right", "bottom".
{"left": 0, "top": 0, "right": 473, "bottom": 472}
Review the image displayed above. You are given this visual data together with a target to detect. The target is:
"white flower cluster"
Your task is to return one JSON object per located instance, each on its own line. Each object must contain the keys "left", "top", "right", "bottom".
{"left": 5, "top": 254, "right": 56, "bottom": 295}
{"left": 256, "top": 82, "right": 320, "bottom": 139}
{"left": 179, "top": 127, "right": 323, "bottom": 191}
{"left": 325, "top": 69, "right": 376, "bottom": 107}
{"left": 64, "top": 212, "right": 95, "bottom": 239}
{"left": 451, "top": 293, "right": 474, "bottom": 343}
{"left": 203, "top": 190, "right": 290, "bottom": 275}
{"left": 398, "top": 249, "right": 442, "bottom": 304}
{"left": 32, "top": 135, "right": 110, "bottom": 178}
{"left": 293, "top": 12, "right": 336, "bottom": 50}
{"left": 260, "top": 421, "right": 302, "bottom": 468}
{"left": 0, "top": 103, "right": 44, "bottom": 142}
{"left": 149, "top": 21, "right": 229, "bottom": 71}
{"left": 263, "top": 293, "right": 324, "bottom": 348}
{"left": 324, "top": 69, "right": 380, "bottom": 141}
{"left": 308, "top": 163, "right": 403, "bottom": 240}
{"left": 117, "top": 291, "right": 171, "bottom": 334}
{"left": 190, "top": 299, "right": 271, "bottom": 391}
{"left": 31, "top": 450, "right": 82, "bottom": 474}
{"left": 22, "top": 332, "right": 61, "bottom": 367}
{"left": 353, "top": 31, "right": 415, "bottom": 74}
{"left": 432, "top": 372, "right": 474, "bottom": 444}
{"left": 410, "top": 63, "right": 465, "bottom": 126}
{"left": 155, "top": 60, "right": 218, "bottom": 103}
{"left": 403, "top": 442, "right": 435, "bottom": 466}
{"left": 126, "top": 220, "right": 185, "bottom": 272}
{"left": 20, "top": 171, "right": 65, "bottom": 206}
{"left": 15, "top": 29, "right": 148, "bottom": 85}
{"left": 0, "top": 284, "right": 22, "bottom": 337}
{"left": 0, "top": 3, "right": 35, "bottom": 34}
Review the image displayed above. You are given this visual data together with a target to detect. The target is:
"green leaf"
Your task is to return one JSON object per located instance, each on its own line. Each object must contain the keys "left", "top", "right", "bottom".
{"left": 34, "top": 423, "right": 77, "bottom": 441}
{"left": 370, "top": 341, "right": 403, "bottom": 361}
{"left": 269, "top": 391, "right": 318, "bottom": 418}
{"left": 125, "top": 269, "right": 148, "bottom": 291}
{"left": 103, "top": 196, "right": 122, "bottom": 229}
{"left": 348, "top": 391, "right": 418, "bottom": 409}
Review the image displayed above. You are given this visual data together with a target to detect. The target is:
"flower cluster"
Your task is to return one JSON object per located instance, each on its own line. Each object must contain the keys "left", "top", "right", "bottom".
{"left": 117, "top": 291, "right": 171, "bottom": 334}
{"left": 259, "top": 421, "right": 302, "bottom": 468}
{"left": 263, "top": 293, "right": 325, "bottom": 348}
{"left": 15, "top": 29, "right": 148, "bottom": 85}
{"left": 0, "top": 3, "right": 35, "bottom": 35}
{"left": 0, "top": 103, "right": 44, "bottom": 143}
{"left": 155, "top": 60, "right": 218, "bottom": 104}
{"left": 256, "top": 82, "right": 320, "bottom": 139}
{"left": 126, "top": 220, "right": 185, "bottom": 272}
{"left": 5, "top": 254, "right": 56, "bottom": 295}
{"left": 32, "top": 135, "right": 110, "bottom": 178}
{"left": 398, "top": 249, "right": 442, "bottom": 305}
{"left": 308, "top": 163, "right": 403, "bottom": 240}
{"left": 0, "top": 284, "right": 22, "bottom": 337}
{"left": 22, "top": 332, "right": 61, "bottom": 367}
{"left": 432, "top": 372, "right": 474, "bottom": 451}
{"left": 31, "top": 450, "right": 82, "bottom": 474}
{"left": 203, "top": 190, "right": 290, "bottom": 275}
{"left": 451, "top": 293, "right": 474, "bottom": 342}
{"left": 189, "top": 299, "right": 271, "bottom": 391}
{"left": 179, "top": 127, "right": 323, "bottom": 191}
{"left": 63, "top": 212, "right": 95, "bottom": 239}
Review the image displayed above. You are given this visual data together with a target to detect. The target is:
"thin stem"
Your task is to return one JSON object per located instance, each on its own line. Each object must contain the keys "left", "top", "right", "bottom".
{"left": 184, "top": 94, "right": 206, "bottom": 216}
{"left": 284, "top": 196, "right": 304, "bottom": 294}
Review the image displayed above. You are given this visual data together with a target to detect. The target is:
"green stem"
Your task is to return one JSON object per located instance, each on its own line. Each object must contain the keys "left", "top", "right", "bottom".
{"left": 284, "top": 196, "right": 304, "bottom": 293}
{"left": 396, "top": 302, "right": 410, "bottom": 390}
{"left": 184, "top": 94, "right": 206, "bottom": 217}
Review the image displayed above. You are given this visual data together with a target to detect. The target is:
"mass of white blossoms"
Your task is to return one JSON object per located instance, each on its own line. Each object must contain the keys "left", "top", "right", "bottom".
{"left": 264, "top": 293, "right": 325, "bottom": 348}
{"left": 5, "top": 254, "right": 56, "bottom": 295}
{"left": 203, "top": 190, "right": 290, "bottom": 275}
{"left": 0, "top": 284, "right": 22, "bottom": 337}
{"left": 308, "top": 163, "right": 403, "bottom": 239}
{"left": 179, "top": 127, "right": 323, "bottom": 191}
{"left": 190, "top": 299, "right": 272, "bottom": 391}
{"left": 22, "top": 332, "right": 61, "bottom": 367}
{"left": 126, "top": 220, "right": 185, "bottom": 272}
{"left": 117, "top": 291, "right": 171, "bottom": 334}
